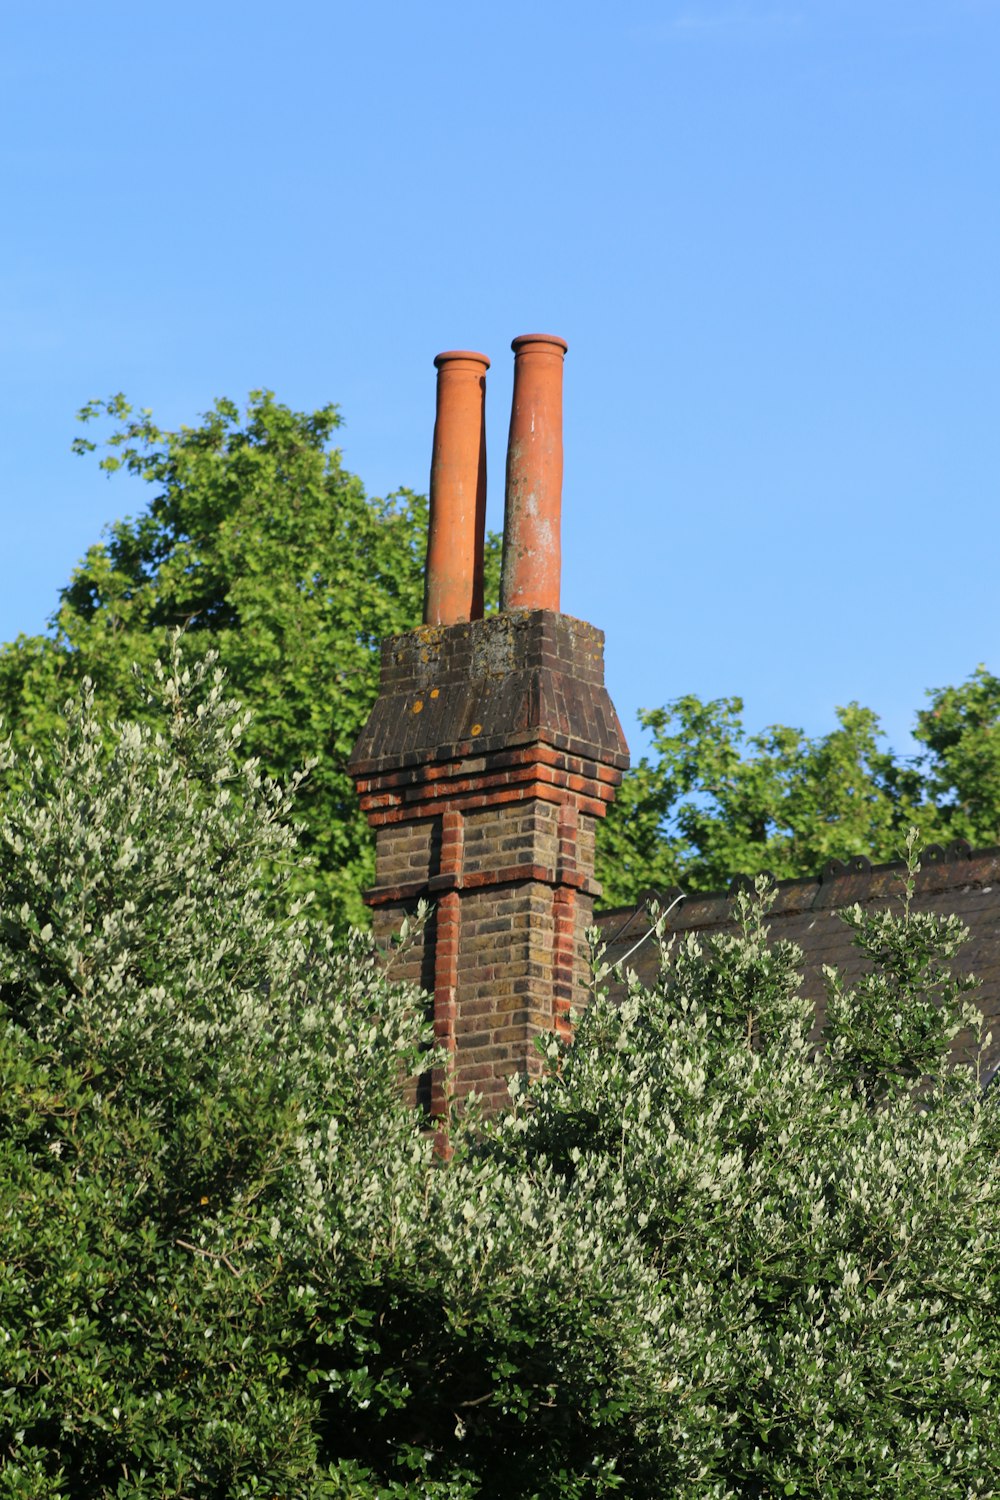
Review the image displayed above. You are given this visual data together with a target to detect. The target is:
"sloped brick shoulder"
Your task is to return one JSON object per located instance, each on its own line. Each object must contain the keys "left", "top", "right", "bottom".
{"left": 349, "top": 610, "right": 629, "bottom": 775}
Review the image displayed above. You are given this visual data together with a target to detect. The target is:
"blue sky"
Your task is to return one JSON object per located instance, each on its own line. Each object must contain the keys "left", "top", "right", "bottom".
{"left": 2, "top": 1, "right": 998, "bottom": 763}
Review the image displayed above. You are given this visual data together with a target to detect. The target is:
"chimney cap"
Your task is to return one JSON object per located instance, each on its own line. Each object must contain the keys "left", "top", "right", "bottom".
{"left": 511, "top": 333, "right": 568, "bottom": 355}
{"left": 434, "top": 349, "right": 490, "bottom": 369}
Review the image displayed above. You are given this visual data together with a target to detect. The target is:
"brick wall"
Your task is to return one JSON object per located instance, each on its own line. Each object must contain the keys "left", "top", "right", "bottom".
{"left": 594, "top": 844, "right": 1000, "bottom": 1083}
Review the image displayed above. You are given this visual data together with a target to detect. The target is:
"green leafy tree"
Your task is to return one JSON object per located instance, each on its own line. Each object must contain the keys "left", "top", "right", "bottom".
{"left": 4, "top": 388, "right": 999, "bottom": 925}
{"left": 3, "top": 653, "right": 999, "bottom": 1495}
{"left": 597, "top": 674, "right": 1000, "bottom": 906}
{"left": 3, "top": 387, "right": 995, "bottom": 924}
{"left": 913, "top": 665, "right": 1000, "bottom": 841}
{"left": 0, "top": 392, "right": 500, "bottom": 933}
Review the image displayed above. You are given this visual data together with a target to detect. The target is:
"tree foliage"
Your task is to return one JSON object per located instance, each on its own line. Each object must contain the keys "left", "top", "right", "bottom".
{"left": 596, "top": 670, "right": 1000, "bottom": 907}
{"left": 2, "top": 389, "right": 999, "bottom": 921}
{"left": 2, "top": 656, "right": 999, "bottom": 1496}
{"left": 0, "top": 392, "right": 500, "bottom": 933}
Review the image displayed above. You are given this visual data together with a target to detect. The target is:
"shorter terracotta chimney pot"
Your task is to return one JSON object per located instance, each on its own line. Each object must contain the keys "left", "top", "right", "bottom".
{"left": 500, "top": 333, "right": 567, "bottom": 613}
{"left": 424, "top": 350, "right": 490, "bottom": 626}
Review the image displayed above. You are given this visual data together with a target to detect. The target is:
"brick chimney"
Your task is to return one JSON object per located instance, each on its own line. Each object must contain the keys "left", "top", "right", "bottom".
{"left": 349, "top": 336, "right": 629, "bottom": 1119}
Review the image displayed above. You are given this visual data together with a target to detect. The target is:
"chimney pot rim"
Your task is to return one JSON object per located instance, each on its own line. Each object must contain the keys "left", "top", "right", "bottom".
{"left": 511, "top": 333, "right": 568, "bottom": 355}
{"left": 434, "top": 349, "right": 491, "bottom": 370}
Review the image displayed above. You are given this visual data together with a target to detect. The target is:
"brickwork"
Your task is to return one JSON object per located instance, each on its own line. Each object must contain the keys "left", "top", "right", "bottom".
{"left": 349, "top": 609, "right": 628, "bottom": 1117}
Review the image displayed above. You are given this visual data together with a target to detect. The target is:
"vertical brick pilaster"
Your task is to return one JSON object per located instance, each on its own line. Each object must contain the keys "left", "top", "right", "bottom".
{"left": 552, "top": 886, "right": 577, "bottom": 1042}
{"left": 430, "top": 889, "right": 459, "bottom": 1155}
{"left": 431, "top": 811, "right": 463, "bottom": 1130}
{"left": 552, "top": 801, "right": 580, "bottom": 1040}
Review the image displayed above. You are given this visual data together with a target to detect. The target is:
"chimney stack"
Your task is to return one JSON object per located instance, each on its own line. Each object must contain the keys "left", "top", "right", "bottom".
{"left": 424, "top": 350, "right": 489, "bottom": 625}
{"left": 350, "top": 334, "right": 628, "bottom": 1122}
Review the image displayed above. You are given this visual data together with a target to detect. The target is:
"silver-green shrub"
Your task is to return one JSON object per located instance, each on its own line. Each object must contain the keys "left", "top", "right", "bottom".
{"left": 0, "top": 653, "right": 430, "bottom": 1495}
{"left": 498, "top": 873, "right": 1000, "bottom": 1495}
{"left": 2, "top": 654, "right": 998, "bottom": 1496}
{"left": 0, "top": 651, "right": 655, "bottom": 1497}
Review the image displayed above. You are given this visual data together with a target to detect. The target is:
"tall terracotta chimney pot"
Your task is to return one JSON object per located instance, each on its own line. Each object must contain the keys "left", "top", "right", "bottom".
{"left": 424, "top": 350, "right": 490, "bottom": 626}
{"left": 500, "top": 333, "right": 567, "bottom": 613}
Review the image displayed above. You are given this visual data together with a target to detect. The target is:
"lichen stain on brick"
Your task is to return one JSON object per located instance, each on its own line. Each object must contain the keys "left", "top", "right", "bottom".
{"left": 413, "top": 623, "right": 447, "bottom": 658}
{"left": 472, "top": 618, "right": 516, "bottom": 678}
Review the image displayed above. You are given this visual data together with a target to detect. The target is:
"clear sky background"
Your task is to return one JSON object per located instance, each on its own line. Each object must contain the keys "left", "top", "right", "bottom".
{"left": 2, "top": 1, "right": 998, "bottom": 764}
